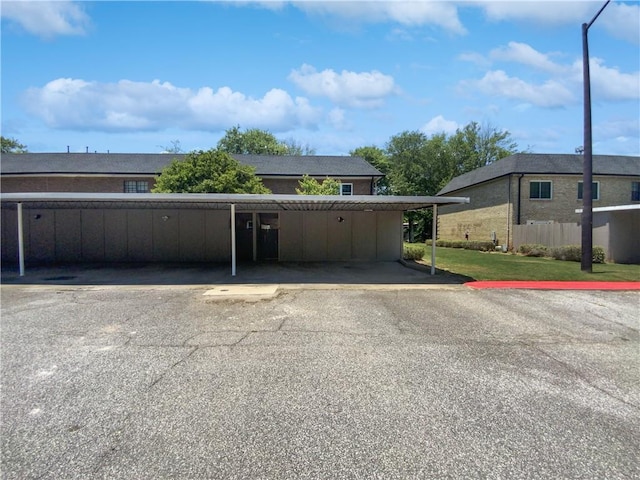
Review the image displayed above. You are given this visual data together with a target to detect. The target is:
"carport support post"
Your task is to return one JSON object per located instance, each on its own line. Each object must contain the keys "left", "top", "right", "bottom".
{"left": 431, "top": 205, "right": 437, "bottom": 275}
{"left": 231, "top": 203, "right": 236, "bottom": 276}
{"left": 17, "top": 202, "right": 25, "bottom": 276}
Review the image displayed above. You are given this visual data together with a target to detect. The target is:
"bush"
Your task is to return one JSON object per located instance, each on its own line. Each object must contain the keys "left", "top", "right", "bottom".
{"left": 403, "top": 243, "right": 426, "bottom": 260}
{"left": 592, "top": 246, "right": 606, "bottom": 264}
{"left": 549, "top": 245, "right": 606, "bottom": 263}
{"left": 518, "top": 244, "right": 548, "bottom": 257}
{"left": 434, "top": 240, "right": 496, "bottom": 252}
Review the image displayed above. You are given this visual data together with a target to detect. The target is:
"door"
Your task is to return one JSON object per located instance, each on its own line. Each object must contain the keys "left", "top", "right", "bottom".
{"left": 257, "top": 213, "right": 279, "bottom": 261}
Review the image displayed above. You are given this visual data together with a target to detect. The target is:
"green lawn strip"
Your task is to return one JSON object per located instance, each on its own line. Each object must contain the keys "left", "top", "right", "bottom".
{"left": 418, "top": 246, "right": 640, "bottom": 282}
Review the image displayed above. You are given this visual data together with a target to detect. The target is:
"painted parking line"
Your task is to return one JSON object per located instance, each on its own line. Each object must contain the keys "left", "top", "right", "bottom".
{"left": 465, "top": 281, "right": 640, "bottom": 290}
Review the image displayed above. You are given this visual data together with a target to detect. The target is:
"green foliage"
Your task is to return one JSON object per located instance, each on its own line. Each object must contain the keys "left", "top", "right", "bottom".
{"left": 592, "top": 246, "right": 606, "bottom": 264}
{"left": 518, "top": 244, "right": 549, "bottom": 257}
{"left": 295, "top": 175, "right": 340, "bottom": 195}
{"left": 549, "top": 245, "right": 606, "bottom": 264}
{"left": 152, "top": 149, "right": 271, "bottom": 194}
{"left": 403, "top": 243, "right": 426, "bottom": 260}
{"left": 351, "top": 145, "right": 391, "bottom": 194}
{"left": 383, "top": 122, "right": 518, "bottom": 241}
{"left": 217, "top": 125, "right": 289, "bottom": 155}
{"left": 434, "top": 240, "right": 497, "bottom": 252}
{"left": 1, "top": 136, "right": 28, "bottom": 153}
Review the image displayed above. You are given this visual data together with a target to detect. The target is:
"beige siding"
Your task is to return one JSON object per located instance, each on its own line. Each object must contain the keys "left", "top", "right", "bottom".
{"left": 1, "top": 207, "right": 403, "bottom": 264}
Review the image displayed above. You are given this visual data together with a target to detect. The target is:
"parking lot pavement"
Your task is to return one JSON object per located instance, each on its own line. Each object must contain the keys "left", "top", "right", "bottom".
{"left": 1, "top": 284, "right": 639, "bottom": 479}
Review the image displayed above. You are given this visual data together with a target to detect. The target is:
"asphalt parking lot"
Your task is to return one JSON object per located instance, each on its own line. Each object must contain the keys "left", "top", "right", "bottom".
{"left": 1, "top": 264, "right": 639, "bottom": 479}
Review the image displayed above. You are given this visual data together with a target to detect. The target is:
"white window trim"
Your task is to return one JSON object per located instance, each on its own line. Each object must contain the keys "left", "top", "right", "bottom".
{"left": 340, "top": 183, "right": 353, "bottom": 196}
{"left": 577, "top": 181, "right": 600, "bottom": 201}
{"left": 529, "top": 180, "right": 552, "bottom": 200}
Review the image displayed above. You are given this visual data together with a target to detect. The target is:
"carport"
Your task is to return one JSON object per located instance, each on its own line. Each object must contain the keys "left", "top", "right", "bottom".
{"left": 1, "top": 193, "right": 469, "bottom": 276}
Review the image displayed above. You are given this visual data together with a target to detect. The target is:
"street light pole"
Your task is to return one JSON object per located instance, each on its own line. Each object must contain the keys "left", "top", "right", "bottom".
{"left": 581, "top": 0, "right": 611, "bottom": 273}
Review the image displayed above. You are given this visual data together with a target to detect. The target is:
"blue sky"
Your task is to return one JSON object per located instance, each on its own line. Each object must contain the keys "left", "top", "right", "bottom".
{"left": 2, "top": 1, "right": 639, "bottom": 156}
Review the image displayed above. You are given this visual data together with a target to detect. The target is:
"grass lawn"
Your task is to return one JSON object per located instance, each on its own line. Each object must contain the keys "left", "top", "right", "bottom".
{"left": 418, "top": 246, "right": 640, "bottom": 282}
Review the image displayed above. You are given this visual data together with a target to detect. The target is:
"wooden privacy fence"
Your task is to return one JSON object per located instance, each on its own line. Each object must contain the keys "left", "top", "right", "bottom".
{"left": 513, "top": 223, "right": 609, "bottom": 254}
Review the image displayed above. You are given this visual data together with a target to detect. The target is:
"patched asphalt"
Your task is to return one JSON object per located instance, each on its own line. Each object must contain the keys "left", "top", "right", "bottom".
{"left": 1, "top": 278, "right": 638, "bottom": 479}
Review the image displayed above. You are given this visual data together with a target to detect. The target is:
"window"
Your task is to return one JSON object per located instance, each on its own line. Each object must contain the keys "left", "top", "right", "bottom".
{"left": 632, "top": 182, "right": 640, "bottom": 201}
{"left": 124, "top": 180, "right": 149, "bottom": 193}
{"left": 529, "top": 181, "right": 552, "bottom": 200}
{"left": 577, "top": 181, "right": 599, "bottom": 200}
{"left": 340, "top": 183, "right": 353, "bottom": 196}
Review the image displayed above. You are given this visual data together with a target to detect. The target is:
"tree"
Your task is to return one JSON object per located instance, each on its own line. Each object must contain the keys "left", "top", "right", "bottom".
{"left": 385, "top": 131, "right": 435, "bottom": 241}
{"left": 159, "top": 139, "right": 184, "bottom": 153}
{"left": 282, "top": 138, "right": 316, "bottom": 155}
{"left": 350, "top": 146, "right": 390, "bottom": 194}
{"left": 448, "top": 121, "right": 518, "bottom": 175}
{"left": 1, "top": 136, "right": 28, "bottom": 153}
{"left": 295, "top": 175, "right": 340, "bottom": 195}
{"left": 152, "top": 149, "right": 271, "bottom": 194}
{"left": 217, "top": 126, "right": 288, "bottom": 155}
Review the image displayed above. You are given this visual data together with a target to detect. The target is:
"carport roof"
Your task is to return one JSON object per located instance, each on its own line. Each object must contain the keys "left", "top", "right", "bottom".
{"left": 0, "top": 192, "right": 469, "bottom": 211}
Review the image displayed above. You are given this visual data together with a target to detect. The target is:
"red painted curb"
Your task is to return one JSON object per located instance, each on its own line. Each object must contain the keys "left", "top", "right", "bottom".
{"left": 465, "top": 281, "right": 640, "bottom": 290}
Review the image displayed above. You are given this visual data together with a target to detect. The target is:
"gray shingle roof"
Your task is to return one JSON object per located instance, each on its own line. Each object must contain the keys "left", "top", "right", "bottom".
{"left": 0, "top": 153, "right": 383, "bottom": 178}
{"left": 437, "top": 153, "right": 640, "bottom": 195}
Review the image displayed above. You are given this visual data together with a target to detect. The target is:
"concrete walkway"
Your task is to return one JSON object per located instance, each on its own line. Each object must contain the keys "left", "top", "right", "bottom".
{"left": 0, "top": 261, "right": 468, "bottom": 288}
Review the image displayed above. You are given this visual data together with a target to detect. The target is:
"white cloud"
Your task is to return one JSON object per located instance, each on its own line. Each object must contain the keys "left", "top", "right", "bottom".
{"left": 288, "top": 64, "right": 397, "bottom": 108}
{"left": 574, "top": 58, "right": 640, "bottom": 101}
{"left": 474, "top": 1, "right": 596, "bottom": 26}
{"left": 23, "top": 78, "right": 323, "bottom": 132}
{"left": 290, "top": 0, "right": 466, "bottom": 34}
{"left": 490, "top": 42, "right": 565, "bottom": 74}
{"left": 461, "top": 70, "right": 575, "bottom": 108}
{"left": 600, "top": 2, "right": 640, "bottom": 45}
{"left": 1, "top": 0, "right": 90, "bottom": 38}
{"left": 421, "top": 115, "right": 459, "bottom": 135}
{"left": 460, "top": 43, "right": 638, "bottom": 108}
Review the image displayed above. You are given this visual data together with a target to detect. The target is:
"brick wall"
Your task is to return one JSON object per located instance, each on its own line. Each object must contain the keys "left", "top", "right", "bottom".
{"left": 1, "top": 176, "right": 156, "bottom": 193}
{"left": 438, "top": 178, "right": 512, "bottom": 246}
{"left": 2, "top": 175, "right": 376, "bottom": 195}
{"left": 520, "top": 175, "right": 640, "bottom": 223}
{"left": 437, "top": 173, "right": 640, "bottom": 249}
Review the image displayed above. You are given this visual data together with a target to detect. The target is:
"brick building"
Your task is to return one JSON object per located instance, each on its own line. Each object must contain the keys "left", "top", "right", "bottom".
{"left": 0, "top": 153, "right": 382, "bottom": 195}
{"left": 436, "top": 153, "right": 640, "bottom": 250}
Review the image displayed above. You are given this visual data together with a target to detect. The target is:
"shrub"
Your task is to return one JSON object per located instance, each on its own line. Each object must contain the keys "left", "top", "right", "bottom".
{"left": 548, "top": 245, "right": 605, "bottom": 263}
{"left": 403, "top": 243, "right": 426, "bottom": 260}
{"left": 518, "top": 244, "right": 548, "bottom": 257}
{"left": 434, "top": 240, "right": 496, "bottom": 252}
{"left": 593, "top": 246, "right": 606, "bottom": 264}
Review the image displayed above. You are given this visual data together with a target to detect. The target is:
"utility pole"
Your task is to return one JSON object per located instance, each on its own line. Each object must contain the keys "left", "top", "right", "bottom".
{"left": 581, "top": 0, "right": 611, "bottom": 272}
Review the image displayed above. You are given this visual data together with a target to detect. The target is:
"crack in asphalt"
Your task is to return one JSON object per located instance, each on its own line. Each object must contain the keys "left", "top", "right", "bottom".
{"left": 526, "top": 342, "right": 640, "bottom": 411}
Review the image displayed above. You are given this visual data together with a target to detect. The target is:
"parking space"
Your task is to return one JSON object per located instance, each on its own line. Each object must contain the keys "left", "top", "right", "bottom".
{"left": 1, "top": 280, "right": 639, "bottom": 479}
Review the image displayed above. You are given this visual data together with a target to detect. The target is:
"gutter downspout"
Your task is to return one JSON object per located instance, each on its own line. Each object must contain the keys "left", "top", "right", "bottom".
{"left": 517, "top": 174, "right": 524, "bottom": 225}
{"left": 17, "top": 202, "right": 25, "bottom": 276}
{"left": 231, "top": 203, "right": 236, "bottom": 276}
{"left": 507, "top": 175, "right": 512, "bottom": 250}
{"left": 431, "top": 204, "right": 437, "bottom": 275}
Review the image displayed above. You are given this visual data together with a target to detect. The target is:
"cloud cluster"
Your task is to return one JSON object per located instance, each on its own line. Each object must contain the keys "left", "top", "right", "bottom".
{"left": 459, "top": 41, "right": 639, "bottom": 108}
{"left": 1, "top": 0, "right": 89, "bottom": 38}
{"left": 288, "top": 64, "right": 397, "bottom": 108}
{"left": 23, "top": 78, "right": 322, "bottom": 132}
{"left": 4, "top": 0, "right": 638, "bottom": 45}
